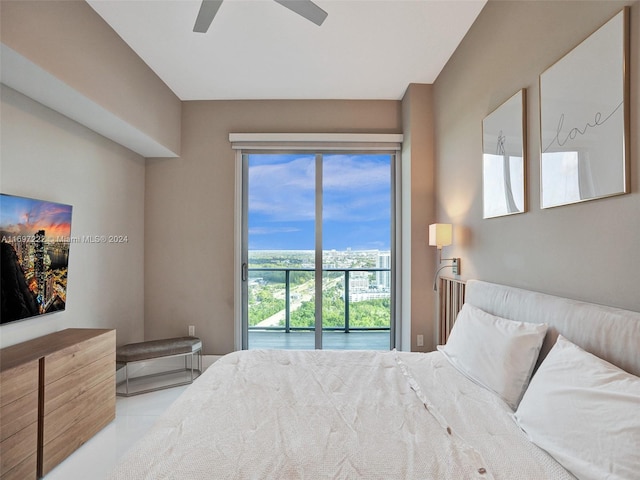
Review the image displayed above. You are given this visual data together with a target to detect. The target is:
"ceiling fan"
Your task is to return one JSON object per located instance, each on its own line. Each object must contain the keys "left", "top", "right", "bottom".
{"left": 193, "top": 0, "right": 328, "bottom": 33}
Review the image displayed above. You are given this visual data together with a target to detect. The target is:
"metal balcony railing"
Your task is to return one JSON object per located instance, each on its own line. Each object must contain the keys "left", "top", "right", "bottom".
{"left": 248, "top": 267, "right": 391, "bottom": 334}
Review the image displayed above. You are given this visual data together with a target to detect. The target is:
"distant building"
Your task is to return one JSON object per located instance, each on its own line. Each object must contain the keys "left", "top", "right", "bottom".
{"left": 34, "top": 229, "right": 46, "bottom": 310}
{"left": 349, "top": 271, "right": 369, "bottom": 292}
{"left": 376, "top": 252, "right": 391, "bottom": 289}
{"left": 349, "top": 291, "right": 390, "bottom": 302}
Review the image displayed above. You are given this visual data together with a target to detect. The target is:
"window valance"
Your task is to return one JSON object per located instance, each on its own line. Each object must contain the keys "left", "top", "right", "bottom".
{"left": 229, "top": 133, "right": 403, "bottom": 151}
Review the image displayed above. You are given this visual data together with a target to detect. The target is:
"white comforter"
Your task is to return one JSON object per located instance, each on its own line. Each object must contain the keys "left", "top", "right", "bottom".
{"left": 109, "top": 349, "right": 574, "bottom": 480}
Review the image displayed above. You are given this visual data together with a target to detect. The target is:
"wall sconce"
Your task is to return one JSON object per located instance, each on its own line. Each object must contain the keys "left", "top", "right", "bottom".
{"left": 429, "top": 223, "right": 460, "bottom": 290}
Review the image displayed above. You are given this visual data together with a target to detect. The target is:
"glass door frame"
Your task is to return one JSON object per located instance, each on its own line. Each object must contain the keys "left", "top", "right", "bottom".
{"left": 231, "top": 134, "right": 403, "bottom": 352}
{"left": 314, "top": 153, "right": 323, "bottom": 349}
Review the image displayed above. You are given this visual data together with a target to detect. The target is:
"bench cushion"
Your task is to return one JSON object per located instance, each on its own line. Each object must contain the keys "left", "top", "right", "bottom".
{"left": 116, "top": 336, "right": 202, "bottom": 363}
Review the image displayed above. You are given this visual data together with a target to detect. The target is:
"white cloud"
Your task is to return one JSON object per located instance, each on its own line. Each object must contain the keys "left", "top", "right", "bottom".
{"left": 248, "top": 154, "right": 391, "bottom": 222}
{"left": 249, "top": 226, "right": 301, "bottom": 235}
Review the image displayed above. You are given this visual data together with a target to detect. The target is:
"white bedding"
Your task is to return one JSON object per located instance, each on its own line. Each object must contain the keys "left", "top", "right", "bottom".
{"left": 109, "top": 349, "right": 574, "bottom": 480}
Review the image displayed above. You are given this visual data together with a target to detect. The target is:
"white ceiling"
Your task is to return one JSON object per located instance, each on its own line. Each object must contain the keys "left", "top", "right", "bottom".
{"left": 87, "top": 0, "right": 486, "bottom": 101}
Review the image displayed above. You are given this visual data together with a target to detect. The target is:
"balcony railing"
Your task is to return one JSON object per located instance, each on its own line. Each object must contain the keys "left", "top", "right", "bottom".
{"left": 248, "top": 267, "right": 391, "bottom": 334}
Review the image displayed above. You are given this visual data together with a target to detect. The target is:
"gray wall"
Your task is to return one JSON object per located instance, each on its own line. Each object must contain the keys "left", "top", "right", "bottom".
{"left": 145, "top": 100, "right": 411, "bottom": 354}
{"left": 401, "top": 84, "right": 437, "bottom": 351}
{"left": 0, "top": 86, "right": 145, "bottom": 348}
{"left": 6, "top": 0, "right": 635, "bottom": 355}
{"left": 433, "top": 1, "right": 640, "bottom": 311}
{"left": 1, "top": 0, "right": 181, "bottom": 155}
{"left": 0, "top": 0, "right": 176, "bottom": 349}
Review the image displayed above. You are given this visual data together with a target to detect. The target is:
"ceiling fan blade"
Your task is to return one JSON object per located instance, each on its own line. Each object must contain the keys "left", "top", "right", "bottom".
{"left": 274, "top": 0, "right": 328, "bottom": 26}
{"left": 193, "top": 0, "right": 224, "bottom": 33}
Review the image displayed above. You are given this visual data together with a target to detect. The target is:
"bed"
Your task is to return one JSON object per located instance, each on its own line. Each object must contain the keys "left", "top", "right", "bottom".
{"left": 109, "top": 280, "right": 640, "bottom": 480}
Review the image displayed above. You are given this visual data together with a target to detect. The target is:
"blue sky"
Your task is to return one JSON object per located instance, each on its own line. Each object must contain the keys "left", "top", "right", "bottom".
{"left": 248, "top": 153, "right": 391, "bottom": 251}
{"left": 0, "top": 194, "right": 72, "bottom": 238}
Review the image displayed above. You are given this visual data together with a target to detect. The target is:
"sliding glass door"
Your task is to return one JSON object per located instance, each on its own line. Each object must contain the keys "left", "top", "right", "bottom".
{"left": 320, "top": 153, "right": 392, "bottom": 349}
{"left": 244, "top": 153, "right": 316, "bottom": 350}
{"left": 242, "top": 151, "right": 394, "bottom": 350}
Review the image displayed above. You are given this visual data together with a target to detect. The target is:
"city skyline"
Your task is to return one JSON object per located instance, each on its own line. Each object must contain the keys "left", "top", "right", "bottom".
{"left": 1, "top": 194, "right": 72, "bottom": 323}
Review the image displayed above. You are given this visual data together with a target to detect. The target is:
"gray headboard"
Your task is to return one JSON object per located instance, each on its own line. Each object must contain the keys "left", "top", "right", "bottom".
{"left": 464, "top": 280, "right": 640, "bottom": 377}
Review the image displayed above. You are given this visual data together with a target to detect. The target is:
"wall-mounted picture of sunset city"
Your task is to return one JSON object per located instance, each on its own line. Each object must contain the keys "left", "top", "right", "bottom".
{"left": 0, "top": 194, "right": 73, "bottom": 324}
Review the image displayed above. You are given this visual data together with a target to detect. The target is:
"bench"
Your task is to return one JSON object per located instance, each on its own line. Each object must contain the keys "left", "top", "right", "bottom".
{"left": 116, "top": 336, "right": 202, "bottom": 397}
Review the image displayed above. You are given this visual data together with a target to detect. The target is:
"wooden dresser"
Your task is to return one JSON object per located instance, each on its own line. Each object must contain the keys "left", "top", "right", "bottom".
{"left": 0, "top": 329, "right": 115, "bottom": 479}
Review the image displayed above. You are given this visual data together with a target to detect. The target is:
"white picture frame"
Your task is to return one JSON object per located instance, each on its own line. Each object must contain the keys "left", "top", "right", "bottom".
{"left": 539, "top": 8, "right": 630, "bottom": 209}
{"left": 482, "top": 89, "right": 527, "bottom": 219}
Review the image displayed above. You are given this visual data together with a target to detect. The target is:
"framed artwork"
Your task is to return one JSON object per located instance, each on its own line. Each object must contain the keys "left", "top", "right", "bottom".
{"left": 0, "top": 193, "right": 73, "bottom": 324}
{"left": 482, "top": 89, "right": 527, "bottom": 219}
{"left": 540, "top": 8, "right": 629, "bottom": 209}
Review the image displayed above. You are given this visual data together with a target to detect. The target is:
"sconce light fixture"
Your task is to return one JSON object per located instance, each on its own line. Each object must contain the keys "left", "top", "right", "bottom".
{"left": 429, "top": 223, "right": 460, "bottom": 290}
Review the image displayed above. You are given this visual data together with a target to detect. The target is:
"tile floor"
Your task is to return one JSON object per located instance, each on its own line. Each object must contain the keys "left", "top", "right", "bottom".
{"left": 43, "top": 355, "right": 221, "bottom": 480}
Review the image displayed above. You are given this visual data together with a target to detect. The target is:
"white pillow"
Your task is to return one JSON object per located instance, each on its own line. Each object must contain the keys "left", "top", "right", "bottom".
{"left": 514, "top": 335, "right": 640, "bottom": 480}
{"left": 437, "top": 303, "right": 547, "bottom": 410}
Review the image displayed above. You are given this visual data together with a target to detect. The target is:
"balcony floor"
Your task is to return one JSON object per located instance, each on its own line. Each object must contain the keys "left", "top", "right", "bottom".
{"left": 248, "top": 330, "right": 391, "bottom": 350}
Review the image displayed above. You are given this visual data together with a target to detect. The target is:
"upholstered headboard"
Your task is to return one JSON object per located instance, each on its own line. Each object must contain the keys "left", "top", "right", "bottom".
{"left": 464, "top": 280, "right": 640, "bottom": 377}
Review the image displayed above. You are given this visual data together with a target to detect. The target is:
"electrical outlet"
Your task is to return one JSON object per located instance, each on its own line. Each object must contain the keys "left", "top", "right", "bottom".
{"left": 188, "top": 325, "right": 195, "bottom": 336}
{"left": 417, "top": 334, "right": 424, "bottom": 347}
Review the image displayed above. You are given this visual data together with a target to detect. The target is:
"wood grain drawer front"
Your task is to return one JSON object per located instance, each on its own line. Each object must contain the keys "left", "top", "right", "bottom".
{"left": 41, "top": 376, "right": 115, "bottom": 476}
{"left": 44, "top": 351, "right": 115, "bottom": 416}
{"left": 0, "top": 362, "right": 38, "bottom": 480}
{"left": 0, "top": 452, "right": 36, "bottom": 480}
{"left": 0, "top": 329, "right": 116, "bottom": 479}
{"left": 0, "top": 361, "right": 38, "bottom": 408}
{"left": 0, "top": 390, "right": 38, "bottom": 443}
{"left": 0, "top": 422, "right": 37, "bottom": 478}
{"left": 44, "top": 330, "right": 115, "bottom": 385}
{"left": 42, "top": 373, "right": 115, "bottom": 446}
